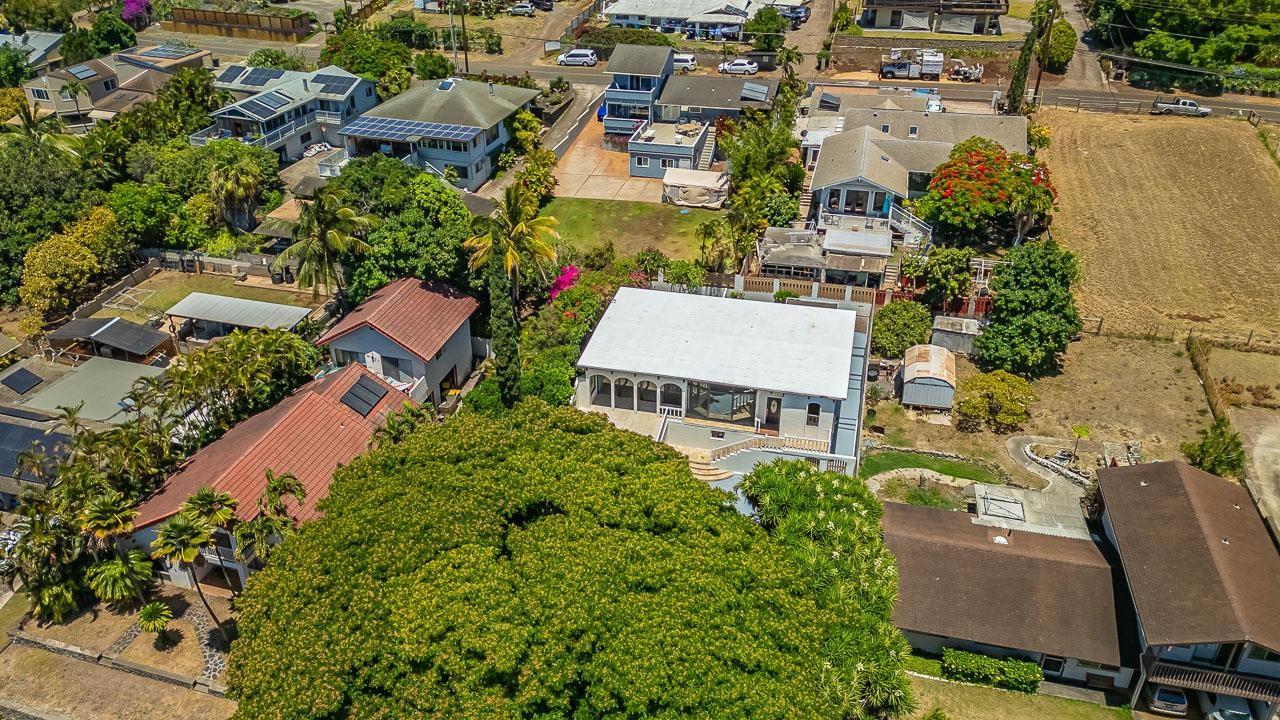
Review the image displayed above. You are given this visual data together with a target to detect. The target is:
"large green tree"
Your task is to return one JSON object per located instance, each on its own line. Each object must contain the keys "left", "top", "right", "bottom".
{"left": 745, "top": 6, "right": 788, "bottom": 51}
{"left": 488, "top": 264, "right": 520, "bottom": 406}
{"left": 871, "top": 299, "right": 933, "bottom": 358}
{"left": 320, "top": 27, "right": 412, "bottom": 80}
{"left": 151, "top": 513, "right": 229, "bottom": 643}
{"left": 464, "top": 183, "right": 559, "bottom": 304}
{"left": 973, "top": 238, "right": 1082, "bottom": 378}
{"left": 275, "top": 187, "right": 376, "bottom": 300}
{"left": 227, "top": 401, "right": 914, "bottom": 719}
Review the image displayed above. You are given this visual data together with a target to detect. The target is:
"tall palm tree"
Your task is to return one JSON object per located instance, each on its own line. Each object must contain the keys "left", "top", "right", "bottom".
{"left": 208, "top": 154, "right": 263, "bottom": 232}
{"left": 61, "top": 78, "right": 88, "bottom": 128}
{"left": 273, "top": 188, "right": 375, "bottom": 300}
{"left": 0, "top": 101, "right": 81, "bottom": 157}
{"left": 261, "top": 469, "right": 305, "bottom": 518}
{"left": 464, "top": 183, "right": 558, "bottom": 306}
{"left": 232, "top": 470, "right": 306, "bottom": 567}
{"left": 180, "top": 487, "right": 239, "bottom": 595}
{"left": 79, "top": 489, "right": 138, "bottom": 560}
{"left": 150, "top": 514, "right": 229, "bottom": 644}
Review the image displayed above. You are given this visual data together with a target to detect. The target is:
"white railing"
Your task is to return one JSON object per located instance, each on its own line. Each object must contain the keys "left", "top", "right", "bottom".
{"left": 318, "top": 148, "right": 351, "bottom": 177}
{"left": 659, "top": 405, "right": 684, "bottom": 419}
{"left": 708, "top": 434, "right": 834, "bottom": 461}
{"left": 315, "top": 110, "right": 343, "bottom": 124}
{"left": 189, "top": 113, "right": 317, "bottom": 148}
{"left": 400, "top": 152, "right": 447, "bottom": 180}
{"left": 889, "top": 204, "right": 934, "bottom": 248}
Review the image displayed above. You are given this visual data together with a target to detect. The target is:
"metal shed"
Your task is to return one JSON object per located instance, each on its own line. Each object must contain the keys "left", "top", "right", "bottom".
{"left": 931, "top": 316, "right": 981, "bottom": 355}
{"left": 896, "top": 344, "right": 956, "bottom": 411}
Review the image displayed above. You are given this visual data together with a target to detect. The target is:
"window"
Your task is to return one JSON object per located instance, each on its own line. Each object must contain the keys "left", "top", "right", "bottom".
{"left": 59, "top": 88, "right": 71, "bottom": 100}
{"left": 806, "top": 402, "right": 821, "bottom": 427}
{"left": 880, "top": 123, "right": 890, "bottom": 134}
{"left": 474, "top": 159, "right": 484, "bottom": 173}
{"left": 299, "top": 131, "right": 313, "bottom": 143}
{"left": 486, "top": 125, "right": 500, "bottom": 144}
{"left": 637, "top": 381, "right": 657, "bottom": 412}
{"left": 660, "top": 383, "right": 682, "bottom": 409}
{"left": 614, "top": 378, "right": 635, "bottom": 410}
{"left": 332, "top": 348, "right": 361, "bottom": 367}
{"left": 590, "top": 375, "right": 612, "bottom": 407}
{"left": 660, "top": 158, "right": 676, "bottom": 169}
{"left": 1248, "top": 646, "right": 1280, "bottom": 663}
{"left": 1040, "top": 656, "right": 1065, "bottom": 675}
{"left": 686, "top": 106, "right": 702, "bottom": 114}
{"left": 365, "top": 86, "right": 373, "bottom": 97}
{"left": 381, "top": 356, "right": 416, "bottom": 382}
{"left": 687, "top": 381, "right": 755, "bottom": 425}
{"left": 635, "top": 156, "right": 650, "bottom": 168}
{"left": 103, "top": 78, "right": 117, "bottom": 91}
{"left": 908, "top": 125, "right": 919, "bottom": 138}
{"left": 31, "top": 88, "right": 49, "bottom": 101}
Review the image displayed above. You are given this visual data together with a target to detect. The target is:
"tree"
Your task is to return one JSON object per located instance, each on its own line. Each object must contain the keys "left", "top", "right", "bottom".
{"left": 85, "top": 549, "right": 151, "bottom": 606}
{"left": 0, "top": 46, "right": 33, "bottom": 88}
{"left": 520, "top": 346, "right": 575, "bottom": 405}
{"left": 913, "top": 137, "right": 1055, "bottom": 246}
{"left": 1071, "top": 423, "right": 1090, "bottom": 460}
{"left": 19, "top": 232, "right": 100, "bottom": 336}
{"left": 776, "top": 45, "right": 804, "bottom": 80}
{"left": 1181, "top": 418, "right": 1246, "bottom": 478}
{"left": 4, "top": 0, "right": 76, "bottom": 32}
{"left": 274, "top": 187, "right": 375, "bottom": 300}
{"left": 913, "top": 246, "right": 974, "bottom": 309}
{"left": 90, "top": 12, "right": 136, "bottom": 55}
{"left": 745, "top": 6, "right": 787, "bottom": 51}
{"left": 1040, "top": 19, "right": 1077, "bottom": 73}
{"left": 233, "top": 469, "right": 306, "bottom": 567}
{"left": 325, "top": 152, "right": 424, "bottom": 216}
{"left": 104, "top": 181, "right": 182, "bottom": 248}
{"left": 180, "top": 487, "right": 240, "bottom": 596}
{"left": 464, "top": 183, "right": 558, "bottom": 304}
{"left": 208, "top": 148, "right": 265, "bottom": 231}
{"left": 0, "top": 101, "right": 80, "bottom": 157}
{"left": 59, "top": 28, "right": 98, "bottom": 65}
{"left": 245, "top": 48, "right": 307, "bottom": 71}
{"left": 138, "top": 601, "right": 173, "bottom": 645}
{"left": 415, "top": 50, "right": 454, "bottom": 79}
{"left": 321, "top": 27, "right": 412, "bottom": 80}
{"left": 954, "top": 370, "right": 1036, "bottom": 433}
{"left": 79, "top": 489, "right": 138, "bottom": 561}
{"left": 488, "top": 264, "right": 520, "bottom": 407}
{"left": 871, "top": 300, "right": 932, "bottom": 358}
{"left": 376, "top": 65, "right": 411, "bottom": 99}
{"left": 151, "top": 513, "right": 229, "bottom": 644}
{"left": 226, "top": 402, "right": 915, "bottom": 719}
{"left": 973, "top": 238, "right": 1082, "bottom": 378}
{"left": 61, "top": 77, "right": 89, "bottom": 122}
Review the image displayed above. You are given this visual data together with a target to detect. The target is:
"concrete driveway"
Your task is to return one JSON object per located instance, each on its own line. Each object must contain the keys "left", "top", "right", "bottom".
{"left": 553, "top": 118, "right": 664, "bottom": 202}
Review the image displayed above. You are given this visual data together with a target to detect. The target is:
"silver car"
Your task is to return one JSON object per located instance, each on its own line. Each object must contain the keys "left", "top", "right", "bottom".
{"left": 507, "top": 2, "right": 535, "bottom": 15}
{"left": 1144, "top": 685, "right": 1188, "bottom": 716}
{"left": 717, "top": 58, "right": 758, "bottom": 75}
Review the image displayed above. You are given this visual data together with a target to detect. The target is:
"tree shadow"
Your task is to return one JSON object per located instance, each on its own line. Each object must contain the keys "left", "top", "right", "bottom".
{"left": 154, "top": 626, "right": 185, "bottom": 651}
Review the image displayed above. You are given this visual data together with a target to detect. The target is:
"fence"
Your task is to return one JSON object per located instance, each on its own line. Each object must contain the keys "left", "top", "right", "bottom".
{"left": 72, "top": 260, "right": 160, "bottom": 319}
{"left": 164, "top": 7, "right": 311, "bottom": 40}
{"left": 351, "top": 0, "right": 390, "bottom": 22}
{"left": 1048, "top": 96, "right": 1145, "bottom": 114}
{"left": 146, "top": 249, "right": 295, "bottom": 279}
{"left": 563, "top": 0, "right": 604, "bottom": 40}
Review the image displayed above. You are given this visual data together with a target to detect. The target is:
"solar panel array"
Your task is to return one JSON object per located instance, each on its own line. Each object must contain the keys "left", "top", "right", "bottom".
{"left": 258, "top": 90, "right": 293, "bottom": 110}
{"left": 341, "top": 115, "right": 481, "bottom": 143}
{"left": 241, "top": 67, "right": 285, "bottom": 86}
{"left": 340, "top": 375, "right": 388, "bottom": 417}
{"left": 239, "top": 99, "right": 275, "bottom": 120}
{"left": 1, "top": 368, "right": 42, "bottom": 395}
{"left": 740, "top": 81, "right": 769, "bottom": 102}
{"left": 217, "top": 64, "right": 246, "bottom": 83}
{"left": 141, "top": 45, "right": 199, "bottom": 59}
{"left": 312, "top": 73, "right": 357, "bottom": 95}
{"left": 67, "top": 64, "right": 97, "bottom": 80}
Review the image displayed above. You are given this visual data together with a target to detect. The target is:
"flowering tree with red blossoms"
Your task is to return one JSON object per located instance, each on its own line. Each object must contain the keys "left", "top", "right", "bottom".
{"left": 913, "top": 137, "right": 1056, "bottom": 246}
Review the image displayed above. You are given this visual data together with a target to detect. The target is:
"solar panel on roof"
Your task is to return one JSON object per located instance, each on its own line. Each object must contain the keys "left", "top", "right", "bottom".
{"left": 741, "top": 81, "right": 769, "bottom": 102}
{"left": 240, "top": 99, "right": 276, "bottom": 119}
{"left": 0, "top": 406, "right": 54, "bottom": 422}
{"left": 142, "top": 45, "right": 198, "bottom": 59}
{"left": 217, "top": 64, "right": 245, "bottom": 83}
{"left": 67, "top": 64, "right": 97, "bottom": 79}
{"left": 313, "top": 73, "right": 357, "bottom": 94}
{"left": 258, "top": 92, "right": 288, "bottom": 109}
{"left": 818, "top": 92, "right": 840, "bottom": 111}
{"left": 340, "top": 375, "right": 388, "bottom": 417}
{"left": 1, "top": 368, "right": 42, "bottom": 395}
{"left": 339, "top": 115, "right": 482, "bottom": 143}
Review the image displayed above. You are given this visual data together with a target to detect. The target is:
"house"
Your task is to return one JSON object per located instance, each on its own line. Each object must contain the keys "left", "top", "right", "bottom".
{"left": 1098, "top": 462, "right": 1280, "bottom": 717}
{"left": 334, "top": 77, "right": 538, "bottom": 192}
{"left": 859, "top": 0, "right": 1009, "bottom": 34}
{"left": 23, "top": 45, "right": 210, "bottom": 130}
{"left": 316, "top": 278, "right": 479, "bottom": 407}
{"left": 191, "top": 65, "right": 376, "bottom": 163}
{"left": 0, "top": 357, "right": 164, "bottom": 424}
{"left": 45, "top": 316, "right": 175, "bottom": 365}
{"left": 931, "top": 315, "right": 981, "bottom": 354}
{"left": 604, "top": 0, "right": 761, "bottom": 36}
{"left": 128, "top": 364, "right": 404, "bottom": 593}
{"left": 885, "top": 502, "right": 1135, "bottom": 688}
{"left": 165, "top": 293, "right": 312, "bottom": 341}
{"left": 0, "top": 31, "right": 63, "bottom": 75}
{"left": 603, "top": 45, "right": 675, "bottom": 138}
{"left": 575, "top": 287, "right": 867, "bottom": 470}
{"left": 896, "top": 344, "right": 955, "bottom": 411}
{"left": 654, "top": 75, "right": 778, "bottom": 124}
{"left": 0, "top": 413, "right": 71, "bottom": 511}
{"left": 755, "top": 226, "right": 893, "bottom": 288}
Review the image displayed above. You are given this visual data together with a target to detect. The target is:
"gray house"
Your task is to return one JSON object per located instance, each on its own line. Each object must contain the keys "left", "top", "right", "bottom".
{"left": 654, "top": 75, "right": 778, "bottom": 124}
{"left": 603, "top": 45, "right": 674, "bottom": 137}
{"left": 895, "top": 344, "right": 955, "bottom": 411}
{"left": 336, "top": 77, "right": 539, "bottom": 192}
{"left": 316, "top": 278, "right": 479, "bottom": 406}
{"left": 0, "top": 31, "right": 63, "bottom": 74}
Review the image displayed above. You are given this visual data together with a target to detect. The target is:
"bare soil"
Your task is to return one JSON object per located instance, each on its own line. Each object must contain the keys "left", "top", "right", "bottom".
{"left": 24, "top": 605, "right": 136, "bottom": 655}
{"left": 1039, "top": 110, "right": 1280, "bottom": 343}
{"left": 118, "top": 618, "right": 206, "bottom": 680}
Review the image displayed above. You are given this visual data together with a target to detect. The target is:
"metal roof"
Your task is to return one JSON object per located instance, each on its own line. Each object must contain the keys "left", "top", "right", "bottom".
{"left": 605, "top": 45, "right": 673, "bottom": 76}
{"left": 358, "top": 77, "right": 538, "bottom": 131}
{"left": 577, "top": 287, "right": 857, "bottom": 399}
{"left": 166, "top": 292, "right": 310, "bottom": 330}
{"left": 22, "top": 357, "right": 164, "bottom": 423}
{"left": 47, "top": 317, "right": 168, "bottom": 356}
{"left": 902, "top": 344, "right": 956, "bottom": 386}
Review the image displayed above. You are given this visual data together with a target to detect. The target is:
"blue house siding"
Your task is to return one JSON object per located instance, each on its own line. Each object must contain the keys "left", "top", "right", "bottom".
{"left": 628, "top": 133, "right": 705, "bottom": 178}
{"left": 900, "top": 378, "right": 954, "bottom": 410}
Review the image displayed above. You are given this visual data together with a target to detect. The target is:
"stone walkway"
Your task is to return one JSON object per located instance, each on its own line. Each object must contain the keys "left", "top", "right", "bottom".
{"left": 182, "top": 599, "right": 228, "bottom": 683}
{"left": 1005, "top": 435, "right": 1087, "bottom": 499}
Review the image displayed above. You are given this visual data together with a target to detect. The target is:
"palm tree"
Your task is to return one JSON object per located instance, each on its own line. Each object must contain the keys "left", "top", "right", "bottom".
{"left": 209, "top": 154, "right": 263, "bottom": 231}
{"left": 1070, "top": 423, "right": 1090, "bottom": 461}
{"left": 261, "top": 469, "right": 305, "bottom": 518}
{"left": 85, "top": 549, "right": 151, "bottom": 606}
{"left": 62, "top": 78, "right": 88, "bottom": 128}
{"left": 138, "top": 601, "right": 174, "bottom": 646}
{"left": 180, "top": 487, "right": 239, "bottom": 596}
{"left": 232, "top": 470, "right": 306, "bottom": 567}
{"left": 150, "top": 514, "right": 229, "bottom": 644}
{"left": 273, "top": 188, "right": 375, "bottom": 301}
{"left": 0, "top": 101, "right": 81, "bottom": 157}
{"left": 79, "top": 489, "right": 138, "bottom": 560}
{"left": 776, "top": 45, "right": 803, "bottom": 80}
{"left": 464, "top": 183, "right": 558, "bottom": 306}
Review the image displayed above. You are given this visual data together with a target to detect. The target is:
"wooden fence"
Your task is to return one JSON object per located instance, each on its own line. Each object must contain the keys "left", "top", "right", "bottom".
{"left": 351, "top": 0, "right": 390, "bottom": 22}
{"left": 164, "top": 7, "right": 311, "bottom": 40}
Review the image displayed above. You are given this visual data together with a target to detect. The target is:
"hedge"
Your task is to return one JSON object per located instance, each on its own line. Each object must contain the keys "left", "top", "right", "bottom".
{"left": 940, "top": 648, "right": 1044, "bottom": 692}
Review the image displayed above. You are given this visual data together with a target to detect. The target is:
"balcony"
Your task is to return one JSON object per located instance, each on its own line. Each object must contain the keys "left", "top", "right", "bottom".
{"left": 315, "top": 109, "right": 343, "bottom": 125}
{"left": 189, "top": 111, "right": 317, "bottom": 149}
{"left": 628, "top": 120, "right": 706, "bottom": 155}
{"left": 604, "top": 85, "right": 658, "bottom": 104}
{"left": 1147, "top": 658, "right": 1280, "bottom": 703}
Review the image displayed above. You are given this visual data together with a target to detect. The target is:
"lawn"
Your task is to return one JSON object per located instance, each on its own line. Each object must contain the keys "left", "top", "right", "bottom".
{"left": 542, "top": 198, "right": 718, "bottom": 260}
{"left": 1007, "top": 0, "right": 1035, "bottom": 19}
{"left": 909, "top": 675, "right": 1129, "bottom": 720}
{"left": 860, "top": 450, "right": 1001, "bottom": 484}
{"left": 93, "top": 271, "right": 319, "bottom": 321}
{"left": 0, "top": 591, "right": 27, "bottom": 641}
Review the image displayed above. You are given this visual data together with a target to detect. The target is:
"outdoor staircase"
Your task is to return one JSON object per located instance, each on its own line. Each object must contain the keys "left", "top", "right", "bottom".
{"left": 797, "top": 170, "right": 814, "bottom": 219}
{"left": 696, "top": 127, "right": 717, "bottom": 171}
{"left": 889, "top": 204, "right": 933, "bottom": 251}
{"left": 688, "top": 459, "right": 733, "bottom": 482}
{"left": 882, "top": 261, "right": 900, "bottom": 289}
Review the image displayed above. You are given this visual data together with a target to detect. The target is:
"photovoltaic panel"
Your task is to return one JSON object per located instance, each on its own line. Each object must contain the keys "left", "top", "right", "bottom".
{"left": 339, "top": 115, "right": 482, "bottom": 143}
{"left": 313, "top": 73, "right": 357, "bottom": 94}
{"left": 67, "top": 64, "right": 97, "bottom": 79}
{"left": 258, "top": 91, "right": 289, "bottom": 109}
{"left": 741, "top": 81, "right": 769, "bottom": 102}
{"left": 217, "top": 65, "right": 245, "bottom": 83}
{"left": 142, "top": 45, "right": 198, "bottom": 59}
{"left": 240, "top": 99, "right": 274, "bottom": 119}
{"left": 1, "top": 368, "right": 42, "bottom": 395}
{"left": 340, "top": 375, "right": 388, "bottom": 417}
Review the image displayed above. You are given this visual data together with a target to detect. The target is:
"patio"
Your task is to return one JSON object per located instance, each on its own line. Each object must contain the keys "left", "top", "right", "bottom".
{"left": 553, "top": 117, "right": 663, "bottom": 202}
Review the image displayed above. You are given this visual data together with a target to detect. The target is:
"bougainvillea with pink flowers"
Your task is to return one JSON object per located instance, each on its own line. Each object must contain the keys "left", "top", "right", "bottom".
{"left": 548, "top": 264, "right": 580, "bottom": 300}
{"left": 122, "top": 0, "right": 151, "bottom": 22}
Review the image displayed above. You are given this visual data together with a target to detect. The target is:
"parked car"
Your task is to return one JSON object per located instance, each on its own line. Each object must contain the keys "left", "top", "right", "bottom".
{"left": 507, "top": 3, "right": 535, "bottom": 15}
{"left": 1143, "top": 685, "right": 1189, "bottom": 717}
{"left": 1151, "top": 95, "right": 1211, "bottom": 116}
{"left": 673, "top": 53, "right": 698, "bottom": 71}
{"left": 718, "top": 58, "right": 759, "bottom": 75}
{"left": 557, "top": 48, "right": 598, "bottom": 66}
{"left": 1197, "top": 692, "right": 1255, "bottom": 720}
{"left": 531, "top": 0, "right": 553, "bottom": 9}
{"left": 779, "top": 5, "right": 810, "bottom": 22}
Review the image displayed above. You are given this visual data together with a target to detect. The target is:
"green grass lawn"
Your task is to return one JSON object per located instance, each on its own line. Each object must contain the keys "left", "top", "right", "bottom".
{"left": 0, "top": 590, "right": 28, "bottom": 642}
{"left": 910, "top": 676, "right": 1129, "bottom": 720}
{"left": 1007, "top": 0, "right": 1035, "bottom": 19}
{"left": 860, "top": 450, "right": 1001, "bottom": 485}
{"left": 93, "top": 272, "right": 318, "bottom": 320}
{"left": 542, "top": 198, "right": 719, "bottom": 261}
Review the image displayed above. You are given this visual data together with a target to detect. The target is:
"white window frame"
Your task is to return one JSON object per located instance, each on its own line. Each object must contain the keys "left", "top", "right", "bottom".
{"left": 881, "top": 123, "right": 890, "bottom": 134}
{"left": 31, "top": 88, "right": 49, "bottom": 101}
{"left": 908, "top": 125, "right": 919, "bottom": 138}
{"left": 635, "top": 156, "right": 650, "bottom": 168}
{"left": 659, "top": 157, "right": 676, "bottom": 169}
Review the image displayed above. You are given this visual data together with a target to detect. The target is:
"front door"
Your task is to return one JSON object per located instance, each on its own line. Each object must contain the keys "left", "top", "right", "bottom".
{"left": 764, "top": 396, "right": 782, "bottom": 432}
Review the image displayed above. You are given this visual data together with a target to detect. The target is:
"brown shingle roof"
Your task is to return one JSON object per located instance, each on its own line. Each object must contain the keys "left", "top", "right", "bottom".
{"left": 1098, "top": 461, "right": 1280, "bottom": 651}
{"left": 317, "top": 279, "right": 477, "bottom": 363}
{"left": 133, "top": 365, "right": 404, "bottom": 529}
{"left": 884, "top": 503, "right": 1124, "bottom": 665}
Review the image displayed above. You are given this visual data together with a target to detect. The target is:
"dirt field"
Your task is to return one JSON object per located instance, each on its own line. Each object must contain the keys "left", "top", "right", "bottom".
{"left": 1208, "top": 348, "right": 1280, "bottom": 527}
{"left": 1039, "top": 110, "right": 1280, "bottom": 343}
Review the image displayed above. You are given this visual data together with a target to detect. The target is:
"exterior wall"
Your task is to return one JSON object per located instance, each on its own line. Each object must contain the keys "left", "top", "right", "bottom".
{"left": 1238, "top": 644, "right": 1280, "bottom": 678}
{"left": 903, "top": 631, "right": 1133, "bottom": 689}
{"left": 658, "top": 103, "right": 743, "bottom": 124}
{"left": 815, "top": 180, "right": 897, "bottom": 217}
{"left": 629, "top": 144, "right": 700, "bottom": 177}
{"left": 931, "top": 329, "right": 978, "bottom": 355}
{"left": 127, "top": 525, "right": 251, "bottom": 592}
{"left": 325, "top": 322, "right": 474, "bottom": 406}
{"left": 604, "top": 67, "right": 669, "bottom": 136}
{"left": 418, "top": 320, "right": 474, "bottom": 406}
{"left": 778, "top": 393, "right": 835, "bottom": 442}
{"left": 413, "top": 121, "right": 510, "bottom": 192}
{"left": 326, "top": 325, "right": 426, "bottom": 383}
{"left": 901, "top": 377, "right": 955, "bottom": 410}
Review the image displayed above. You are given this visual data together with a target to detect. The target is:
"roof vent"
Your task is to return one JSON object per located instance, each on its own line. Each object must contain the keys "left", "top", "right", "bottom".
{"left": 437, "top": 78, "right": 455, "bottom": 92}
{"left": 1233, "top": 503, "right": 1241, "bottom": 510}
{"left": 881, "top": 155, "right": 890, "bottom": 162}
{"left": 992, "top": 535, "right": 1009, "bottom": 545}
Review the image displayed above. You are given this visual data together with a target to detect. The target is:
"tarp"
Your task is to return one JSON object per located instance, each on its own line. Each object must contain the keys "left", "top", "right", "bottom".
{"left": 937, "top": 12, "right": 977, "bottom": 33}
{"left": 662, "top": 168, "right": 729, "bottom": 209}
{"left": 901, "top": 11, "right": 932, "bottom": 29}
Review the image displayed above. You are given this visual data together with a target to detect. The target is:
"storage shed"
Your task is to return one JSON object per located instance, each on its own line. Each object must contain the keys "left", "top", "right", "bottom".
{"left": 662, "top": 168, "right": 729, "bottom": 209}
{"left": 896, "top": 344, "right": 956, "bottom": 411}
{"left": 931, "top": 316, "right": 981, "bottom": 355}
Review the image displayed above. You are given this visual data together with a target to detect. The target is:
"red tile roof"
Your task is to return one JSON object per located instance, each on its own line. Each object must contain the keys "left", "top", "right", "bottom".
{"left": 316, "top": 279, "right": 478, "bottom": 363}
{"left": 134, "top": 365, "right": 405, "bottom": 529}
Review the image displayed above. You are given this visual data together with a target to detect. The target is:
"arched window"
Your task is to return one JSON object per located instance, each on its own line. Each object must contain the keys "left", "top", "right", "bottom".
{"left": 806, "top": 402, "right": 821, "bottom": 427}
{"left": 590, "top": 375, "right": 612, "bottom": 407}
{"left": 636, "top": 381, "right": 657, "bottom": 412}
{"left": 614, "top": 378, "right": 635, "bottom": 410}
{"left": 660, "top": 383, "right": 682, "bottom": 409}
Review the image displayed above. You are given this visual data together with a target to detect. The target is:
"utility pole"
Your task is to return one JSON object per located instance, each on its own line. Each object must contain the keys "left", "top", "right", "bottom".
{"left": 447, "top": 5, "right": 459, "bottom": 69}
{"left": 1032, "top": 3, "right": 1056, "bottom": 105}
{"left": 459, "top": 0, "right": 470, "bottom": 74}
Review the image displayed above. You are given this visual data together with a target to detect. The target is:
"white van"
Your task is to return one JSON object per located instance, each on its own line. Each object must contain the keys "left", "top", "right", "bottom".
{"left": 557, "top": 49, "right": 598, "bottom": 66}
{"left": 673, "top": 53, "right": 697, "bottom": 71}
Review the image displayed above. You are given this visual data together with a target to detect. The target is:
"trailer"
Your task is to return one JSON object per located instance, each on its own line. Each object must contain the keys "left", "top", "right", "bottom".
{"left": 879, "top": 48, "right": 944, "bottom": 81}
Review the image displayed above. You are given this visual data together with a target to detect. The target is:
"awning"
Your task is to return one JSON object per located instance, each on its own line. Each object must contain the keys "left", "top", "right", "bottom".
{"left": 826, "top": 254, "right": 887, "bottom": 274}
{"left": 901, "top": 10, "right": 932, "bottom": 29}
{"left": 88, "top": 108, "right": 116, "bottom": 120}
{"left": 937, "top": 12, "right": 977, "bottom": 33}
{"left": 1148, "top": 660, "right": 1280, "bottom": 703}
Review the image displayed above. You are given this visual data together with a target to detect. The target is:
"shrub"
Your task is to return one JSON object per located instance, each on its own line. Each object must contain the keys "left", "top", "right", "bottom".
{"left": 415, "top": 50, "right": 454, "bottom": 79}
{"left": 955, "top": 370, "right": 1036, "bottom": 433}
{"left": 520, "top": 345, "right": 577, "bottom": 405}
{"left": 1040, "top": 19, "right": 1077, "bottom": 73}
{"left": 575, "top": 27, "right": 674, "bottom": 51}
{"left": 998, "top": 657, "right": 1045, "bottom": 693}
{"left": 940, "top": 648, "right": 1043, "bottom": 692}
{"left": 870, "top": 300, "right": 932, "bottom": 358}
{"left": 1181, "top": 417, "right": 1246, "bottom": 478}
{"left": 463, "top": 376, "right": 505, "bottom": 415}
{"left": 774, "top": 290, "right": 798, "bottom": 303}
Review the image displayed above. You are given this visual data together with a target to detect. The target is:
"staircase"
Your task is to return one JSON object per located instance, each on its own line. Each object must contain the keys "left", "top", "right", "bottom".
{"left": 889, "top": 204, "right": 933, "bottom": 251}
{"left": 797, "top": 169, "right": 814, "bottom": 219}
{"left": 696, "top": 127, "right": 717, "bottom": 171}
{"left": 881, "top": 260, "right": 900, "bottom": 289}
{"left": 688, "top": 459, "right": 733, "bottom": 482}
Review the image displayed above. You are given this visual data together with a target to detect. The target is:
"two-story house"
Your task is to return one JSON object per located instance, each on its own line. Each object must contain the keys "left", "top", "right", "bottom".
{"left": 334, "top": 77, "right": 538, "bottom": 192}
{"left": 602, "top": 45, "right": 675, "bottom": 139}
{"left": 191, "top": 65, "right": 376, "bottom": 163}
{"left": 654, "top": 75, "right": 778, "bottom": 124}
{"left": 0, "top": 31, "right": 63, "bottom": 75}
{"left": 1098, "top": 462, "right": 1280, "bottom": 719}
{"left": 860, "top": 0, "right": 1009, "bottom": 33}
{"left": 605, "top": 0, "right": 761, "bottom": 37}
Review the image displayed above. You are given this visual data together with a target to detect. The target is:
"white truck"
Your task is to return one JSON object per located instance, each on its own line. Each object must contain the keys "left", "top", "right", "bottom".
{"left": 1150, "top": 95, "right": 1211, "bottom": 116}
{"left": 879, "top": 48, "right": 944, "bottom": 81}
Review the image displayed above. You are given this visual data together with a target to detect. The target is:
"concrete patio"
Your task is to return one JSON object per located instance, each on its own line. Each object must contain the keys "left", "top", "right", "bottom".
{"left": 553, "top": 118, "right": 663, "bottom": 202}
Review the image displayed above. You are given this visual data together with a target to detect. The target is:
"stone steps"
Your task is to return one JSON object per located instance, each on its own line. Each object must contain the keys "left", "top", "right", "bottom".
{"left": 688, "top": 460, "right": 733, "bottom": 482}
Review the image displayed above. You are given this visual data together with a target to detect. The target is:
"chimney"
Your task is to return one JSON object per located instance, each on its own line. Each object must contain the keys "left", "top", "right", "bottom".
{"left": 489, "top": 81, "right": 495, "bottom": 96}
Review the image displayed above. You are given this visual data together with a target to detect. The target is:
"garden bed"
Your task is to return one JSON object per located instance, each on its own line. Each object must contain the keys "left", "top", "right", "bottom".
{"left": 20, "top": 605, "right": 136, "bottom": 656}
{"left": 117, "top": 618, "right": 206, "bottom": 680}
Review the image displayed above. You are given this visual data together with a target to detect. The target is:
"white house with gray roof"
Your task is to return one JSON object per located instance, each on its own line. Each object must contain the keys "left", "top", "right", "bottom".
{"left": 0, "top": 31, "right": 63, "bottom": 74}
{"left": 604, "top": 0, "right": 761, "bottom": 35}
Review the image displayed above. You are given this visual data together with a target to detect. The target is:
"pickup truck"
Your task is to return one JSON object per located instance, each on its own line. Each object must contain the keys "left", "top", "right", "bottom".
{"left": 1151, "top": 96, "right": 1211, "bottom": 116}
